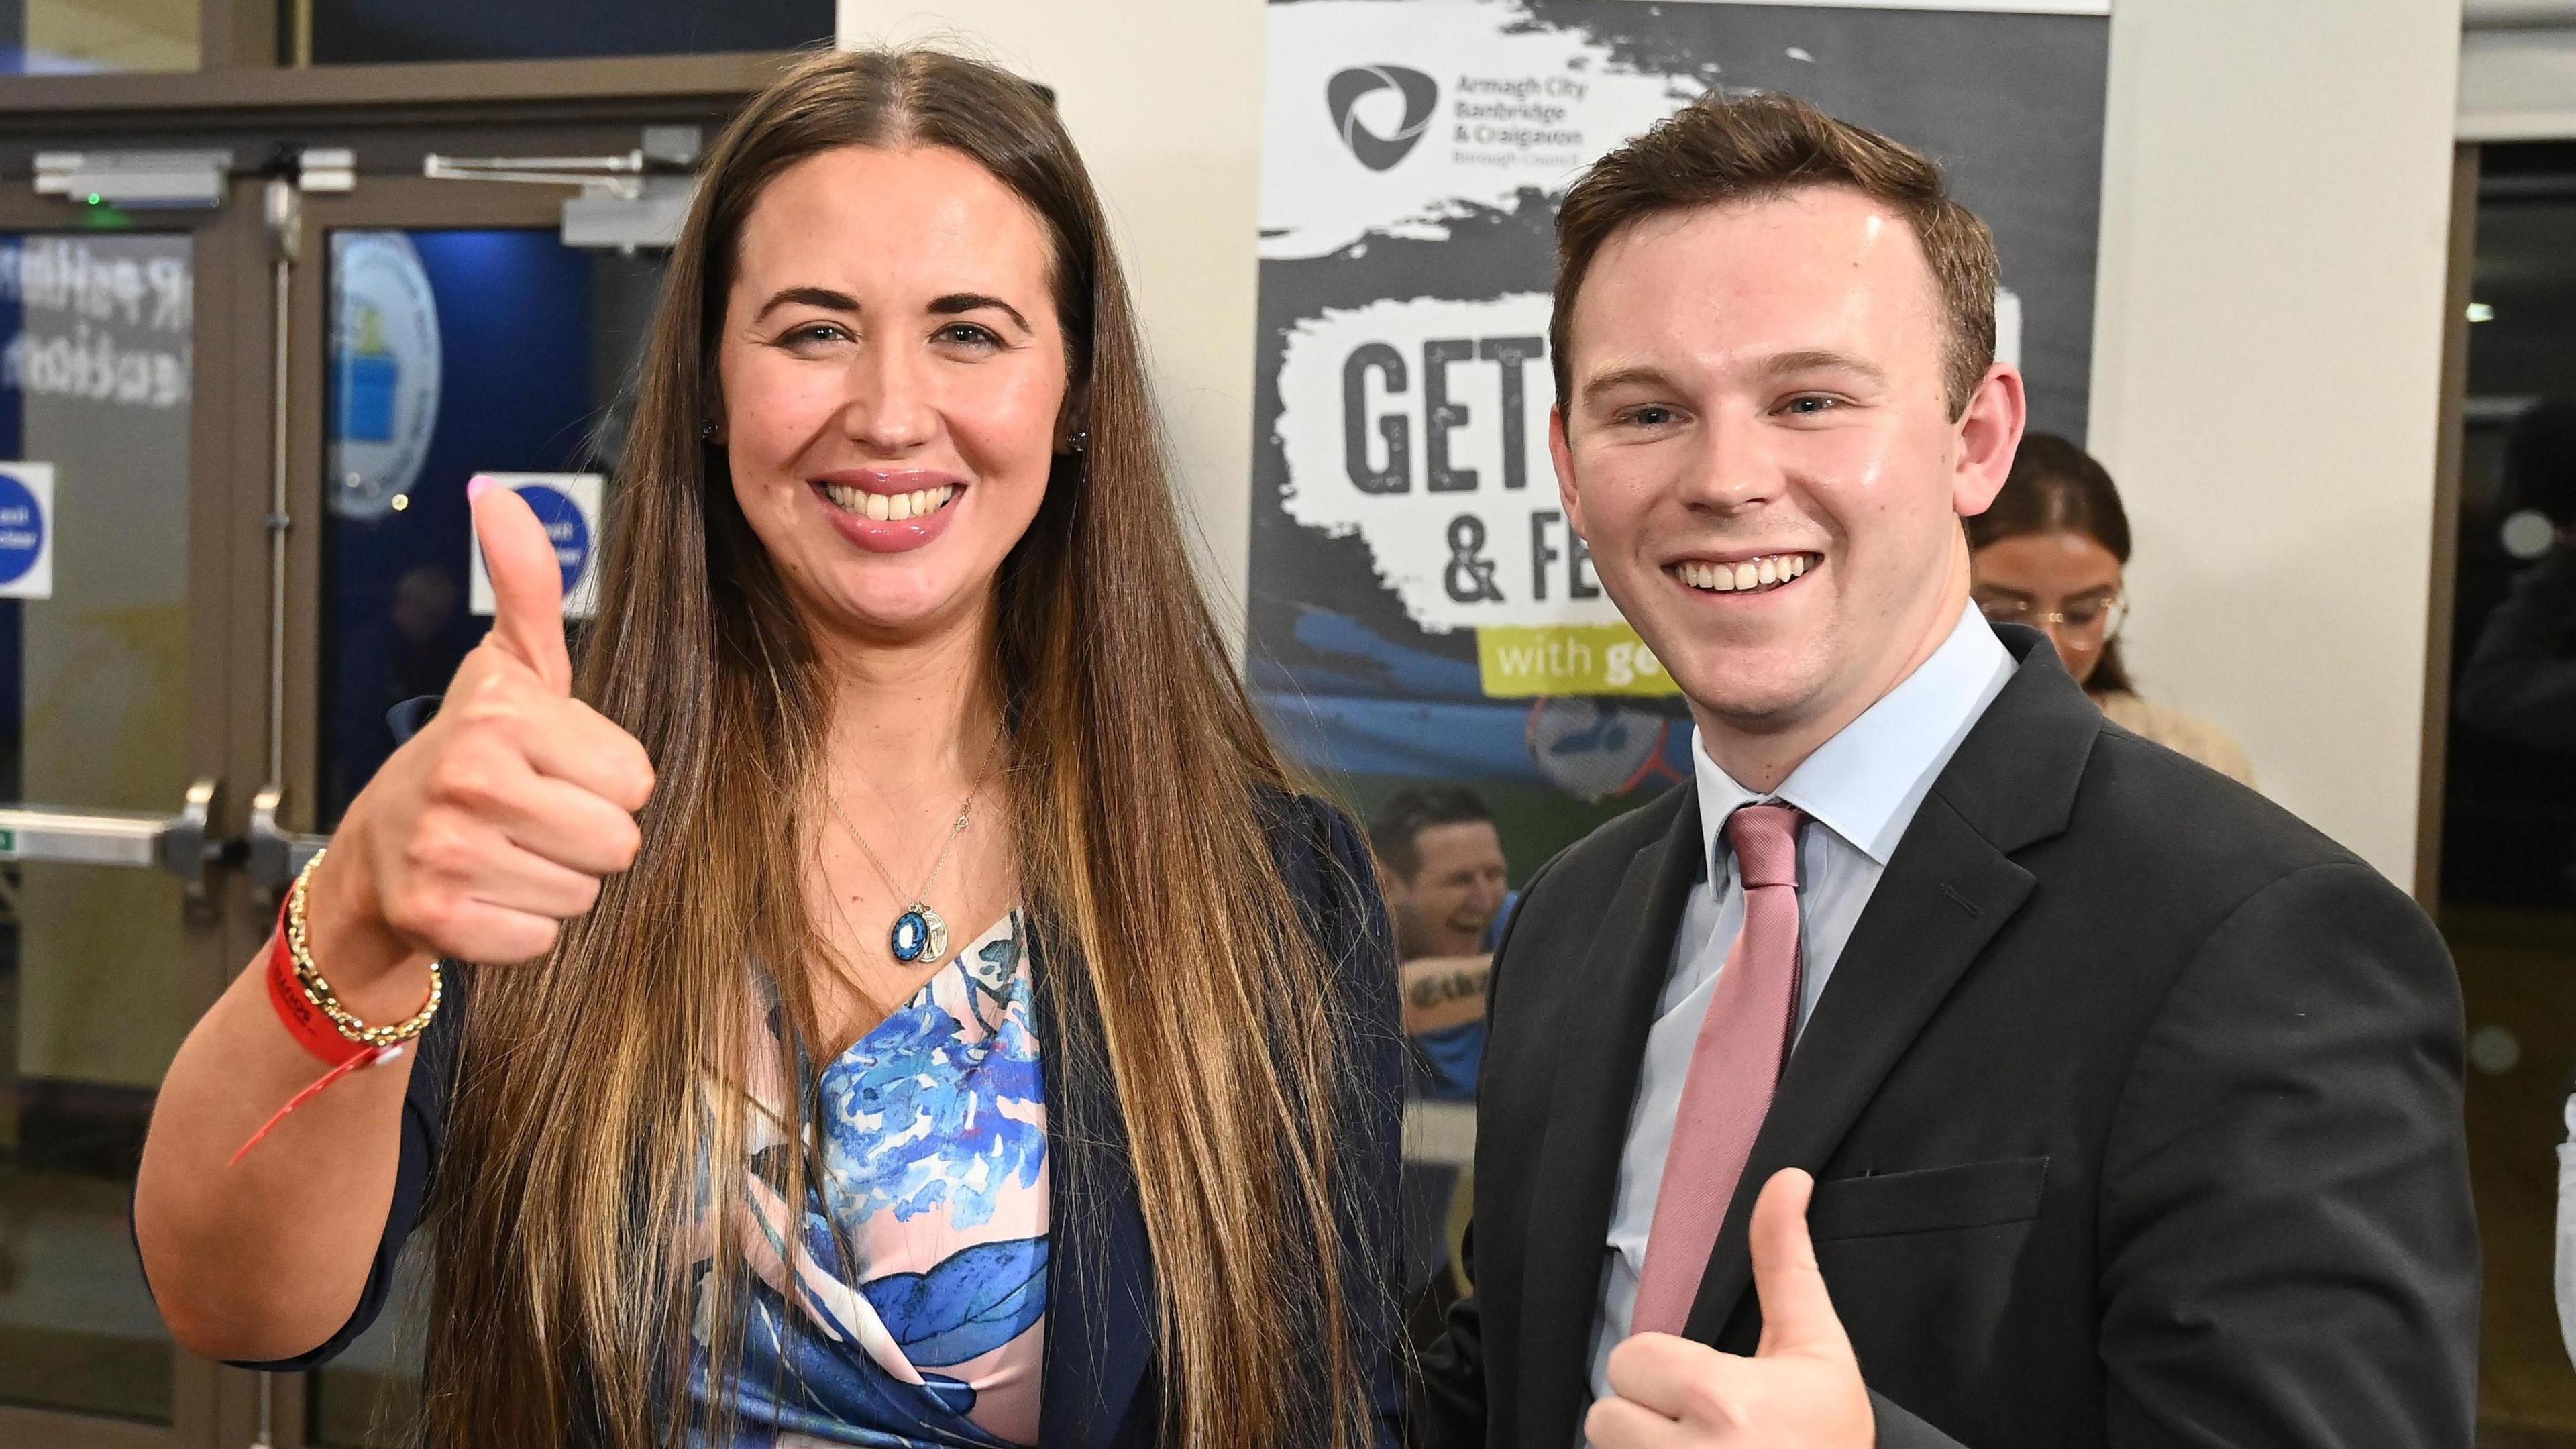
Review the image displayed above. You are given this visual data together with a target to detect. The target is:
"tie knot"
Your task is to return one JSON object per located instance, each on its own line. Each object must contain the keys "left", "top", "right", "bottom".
{"left": 1725, "top": 803, "right": 1804, "bottom": 890}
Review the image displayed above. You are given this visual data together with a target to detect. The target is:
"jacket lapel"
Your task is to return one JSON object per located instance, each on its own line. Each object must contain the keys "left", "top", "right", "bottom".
{"left": 1029, "top": 924, "right": 1157, "bottom": 1449}
{"left": 1519, "top": 784, "right": 1704, "bottom": 1446}
{"left": 1680, "top": 631, "right": 2100, "bottom": 1343}
{"left": 1677, "top": 798, "right": 2033, "bottom": 1341}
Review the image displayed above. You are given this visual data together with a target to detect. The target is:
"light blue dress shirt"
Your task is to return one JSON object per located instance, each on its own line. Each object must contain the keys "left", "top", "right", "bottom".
{"left": 1582, "top": 603, "right": 2016, "bottom": 1419}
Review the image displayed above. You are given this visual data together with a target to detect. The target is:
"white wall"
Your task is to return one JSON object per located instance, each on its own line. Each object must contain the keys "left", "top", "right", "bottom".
{"left": 834, "top": 1, "right": 1267, "bottom": 623}
{"left": 2086, "top": 0, "right": 2464, "bottom": 887}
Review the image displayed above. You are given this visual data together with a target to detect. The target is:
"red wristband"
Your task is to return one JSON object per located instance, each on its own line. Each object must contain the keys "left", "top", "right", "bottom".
{"left": 235, "top": 896, "right": 406, "bottom": 1168}
{"left": 264, "top": 901, "right": 376, "bottom": 1067}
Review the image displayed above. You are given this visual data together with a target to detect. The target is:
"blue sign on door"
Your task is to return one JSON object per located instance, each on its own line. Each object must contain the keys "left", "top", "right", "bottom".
{"left": 0, "top": 464, "right": 56, "bottom": 599}
{"left": 468, "top": 472, "right": 603, "bottom": 621}
{"left": 515, "top": 481, "right": 592, "bottom": 596}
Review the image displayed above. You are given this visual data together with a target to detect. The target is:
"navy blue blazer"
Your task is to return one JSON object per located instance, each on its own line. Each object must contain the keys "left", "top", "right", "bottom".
{"left": 224, "top": 703, "right": 1409, "bottom": 1448}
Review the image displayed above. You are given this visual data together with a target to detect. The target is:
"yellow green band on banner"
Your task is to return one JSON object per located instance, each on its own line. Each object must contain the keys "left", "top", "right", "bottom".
{"left": 1476, "top": 624, "right": 1680, "bottom": 698}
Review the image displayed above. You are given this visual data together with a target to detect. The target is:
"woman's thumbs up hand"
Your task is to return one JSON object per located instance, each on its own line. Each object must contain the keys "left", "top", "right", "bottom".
{"left": 474, "top": 473, "right": 576, "bottom": 694}
{"left": 299, "top": 479, "right": 656, "bottom": 1009}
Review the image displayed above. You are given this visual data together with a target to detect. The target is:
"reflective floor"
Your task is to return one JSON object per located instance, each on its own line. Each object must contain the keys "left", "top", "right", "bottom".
{"left": 2459, "top": 910, "right": 2576, "bottom": 1443}
{"left": 0, "top": 1165, "right": 168, "bottom": 1419}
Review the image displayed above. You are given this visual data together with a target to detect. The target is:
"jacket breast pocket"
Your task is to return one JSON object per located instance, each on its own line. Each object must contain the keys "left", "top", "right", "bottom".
{"left": 1807, "top": 1155, "right": 2050, "bottom": 1242}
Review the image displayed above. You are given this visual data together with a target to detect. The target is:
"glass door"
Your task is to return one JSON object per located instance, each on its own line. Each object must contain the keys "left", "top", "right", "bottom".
{"left": 0, "top": 66, "right": 749, "bottom": 1444}
{"left": 2433, "top": 141, "right": 2576, "bottom": 1444}
{"left": 274, "top": 168, "right": 667, "bottom": 1449}
{"left": 0, "top": 196, "right": 256, "bottom": 1448}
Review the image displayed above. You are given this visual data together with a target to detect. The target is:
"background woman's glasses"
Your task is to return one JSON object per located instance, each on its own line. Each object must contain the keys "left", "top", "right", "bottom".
{"left": 1976, "top": 594, "right": 2129, "bottom": 649}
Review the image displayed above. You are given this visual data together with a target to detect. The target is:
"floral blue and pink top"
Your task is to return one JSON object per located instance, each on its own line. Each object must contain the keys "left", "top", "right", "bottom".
{"left": 688, "top": 910, "right": 1050, "bottom": 1447}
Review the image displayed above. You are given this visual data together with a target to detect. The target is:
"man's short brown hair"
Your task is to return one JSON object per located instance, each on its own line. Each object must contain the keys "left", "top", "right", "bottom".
{"left": 1551, "top": 90, "right": 2000, "bottom": 419}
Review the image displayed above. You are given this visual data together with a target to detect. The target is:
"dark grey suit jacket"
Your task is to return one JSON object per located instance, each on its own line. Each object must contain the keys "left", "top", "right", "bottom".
{"left": 1411, "top": 627, "right": 2479, "bottom": 1448}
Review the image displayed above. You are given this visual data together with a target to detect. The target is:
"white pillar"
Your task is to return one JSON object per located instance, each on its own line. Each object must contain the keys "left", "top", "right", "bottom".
{"left": 2086, "top": 0, "right": 2465, "bottom": 885}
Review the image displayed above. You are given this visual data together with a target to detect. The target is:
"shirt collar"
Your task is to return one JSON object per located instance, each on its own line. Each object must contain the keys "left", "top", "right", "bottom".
{"left": 1694, "top": 602, "right": 2015, "bottom": 873}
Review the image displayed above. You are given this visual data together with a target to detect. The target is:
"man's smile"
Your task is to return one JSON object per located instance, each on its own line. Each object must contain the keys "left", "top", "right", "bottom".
{"left": 1667, "top": 551, "right": 1821, "bottom": 594}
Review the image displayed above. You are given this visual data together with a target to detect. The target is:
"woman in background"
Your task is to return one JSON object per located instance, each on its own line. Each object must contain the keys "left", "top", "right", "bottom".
{"left": 1968, "top": 432, "right": 2257, "bottom": 786}
{"left": 133, "top": 48, "right": 1400, "bottom": 1449}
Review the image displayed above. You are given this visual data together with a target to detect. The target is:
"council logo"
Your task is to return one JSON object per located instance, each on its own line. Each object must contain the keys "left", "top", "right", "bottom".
{"left": 329, "top": 231, "right": 443, "bottom": 521}
{"left": 1327, "top": 65, "right": 1439, "bottom": 172}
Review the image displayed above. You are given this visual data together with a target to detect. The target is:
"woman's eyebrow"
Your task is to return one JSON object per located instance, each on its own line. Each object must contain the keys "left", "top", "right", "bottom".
{"left": 930, "top": 292, "right": 1032, "bottom": 335}
{"left": 755, "top": 285, "right": 859, "bottom": 321}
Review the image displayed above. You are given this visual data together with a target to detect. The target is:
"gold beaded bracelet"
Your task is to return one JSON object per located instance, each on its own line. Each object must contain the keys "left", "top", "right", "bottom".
{"left": 284, "top": 847, "right": 442, "bottom": 1049}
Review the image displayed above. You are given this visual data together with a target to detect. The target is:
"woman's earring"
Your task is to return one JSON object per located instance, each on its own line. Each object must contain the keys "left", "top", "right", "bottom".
{"left": 700, "top": 421, "right": 720, "bottom": 443}
{"left": 1066, "top": 430, "right": 1089, "bottom": 456}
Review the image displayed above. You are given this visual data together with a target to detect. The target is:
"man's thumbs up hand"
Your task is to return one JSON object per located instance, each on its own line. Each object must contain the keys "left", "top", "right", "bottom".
{"left": 1749, "top": 1169, "right": 1860, "bottom": 1367}
{"left": 1584, "top": 1170, "right": 1874, "bottom": 1448}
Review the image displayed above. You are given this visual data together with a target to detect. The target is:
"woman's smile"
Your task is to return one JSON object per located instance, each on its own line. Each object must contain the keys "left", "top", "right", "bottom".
{"left": 808, "top": 467, "right": 970, "bottom": 554}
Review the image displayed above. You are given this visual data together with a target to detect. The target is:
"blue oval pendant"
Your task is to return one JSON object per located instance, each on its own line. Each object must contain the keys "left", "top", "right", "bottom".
{"left": 890, "top": 910, "right": 930, "bottom": 963}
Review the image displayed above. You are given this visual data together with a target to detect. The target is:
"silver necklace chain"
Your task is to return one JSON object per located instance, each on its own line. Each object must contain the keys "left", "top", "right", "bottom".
{"left": 823, "top": 725, "right": 1006, "bottom": 965}
{"left": 828, "top": 788, "right": 973, "bottom": 910}
{"left": 818, "top": 846, "right": 885, "bottom": 975}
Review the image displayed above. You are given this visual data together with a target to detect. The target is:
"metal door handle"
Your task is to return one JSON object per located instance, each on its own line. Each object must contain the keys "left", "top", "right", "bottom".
{"left": 0, "top": 777, "right": 224, "bottom": 904}
{"left": 246, "top": 784, "right": 330, "bottom": 895}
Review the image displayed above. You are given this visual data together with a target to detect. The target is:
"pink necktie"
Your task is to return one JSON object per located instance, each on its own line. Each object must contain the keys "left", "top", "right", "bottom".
{"left": 1630, "top": 802, "right": 1805, "bottom": 1337}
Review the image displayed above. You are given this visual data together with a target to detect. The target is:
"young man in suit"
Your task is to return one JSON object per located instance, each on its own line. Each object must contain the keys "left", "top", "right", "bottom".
{"left": 1407, "top": 91, "right": 2479, "bottom": 1449}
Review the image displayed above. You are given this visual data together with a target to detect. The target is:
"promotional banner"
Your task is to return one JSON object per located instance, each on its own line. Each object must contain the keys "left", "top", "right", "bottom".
{"left": 1251, "top": 0, "right": 2108, "bottom": 811}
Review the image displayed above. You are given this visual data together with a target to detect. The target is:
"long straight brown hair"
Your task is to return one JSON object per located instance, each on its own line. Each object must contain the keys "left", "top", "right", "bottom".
{"left": 421, "top": 47, "right": 1375, "bottom": 1448}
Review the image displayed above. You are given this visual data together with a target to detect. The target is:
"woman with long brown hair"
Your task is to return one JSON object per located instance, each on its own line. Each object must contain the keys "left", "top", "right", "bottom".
{"left": 131, "top": 48, "right": 1401, "bottom": 1448}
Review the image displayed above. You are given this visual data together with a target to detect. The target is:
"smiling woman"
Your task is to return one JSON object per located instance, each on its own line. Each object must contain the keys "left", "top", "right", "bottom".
{"left": 129, "top": 46, "right": 1402, "bottom": 1449}
{"left": 718, "top": 142, "right": 1069, "bottom": 624}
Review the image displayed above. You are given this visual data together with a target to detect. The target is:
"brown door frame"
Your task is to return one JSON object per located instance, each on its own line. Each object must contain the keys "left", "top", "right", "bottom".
{"left": 265, "top": 166, "right": 649, "bottom": 1449}
{"left": 276, "top": 174, "right": 573, "bottom": 847}
{"left": 0, "top": 51, "right": 792, "bottom": 128}
{"left": 264, "top": 166, "right": 577, "bottom": 1449}
{"left": 0, "top": 0, "right": 794, "bottom": 92}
